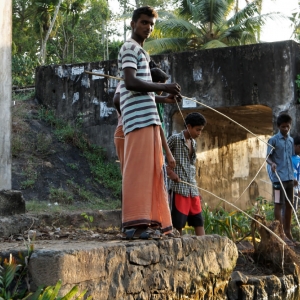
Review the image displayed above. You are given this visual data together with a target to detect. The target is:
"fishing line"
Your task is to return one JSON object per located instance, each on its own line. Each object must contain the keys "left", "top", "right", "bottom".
{"left": 180, "top": 179, "right": 287, "bottom": 246}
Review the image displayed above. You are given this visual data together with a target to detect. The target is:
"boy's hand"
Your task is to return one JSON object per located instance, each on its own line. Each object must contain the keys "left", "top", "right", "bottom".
{"left": 164, "top": 94, "right": 182, "bottom": 104}
{"left": 166, "top": 153, "right": 176, "bottom": 169}
{"left": 271, "top": 162, "right": 277, "bottom": 172}
{"left": 294, "top": 179, "right": 298, "bottom": 187}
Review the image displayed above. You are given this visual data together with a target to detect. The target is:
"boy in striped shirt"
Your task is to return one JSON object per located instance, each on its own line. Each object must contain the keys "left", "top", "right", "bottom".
{"left": 118, "top": 6, "right": 182, "bottom": 239}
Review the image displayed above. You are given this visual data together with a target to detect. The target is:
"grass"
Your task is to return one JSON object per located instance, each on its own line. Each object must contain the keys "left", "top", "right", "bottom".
{"left": 38, "top": 107, "right": 122, "bottom": 197}
{"left": 26, "top": 198, "right": 121, "bottom": 214}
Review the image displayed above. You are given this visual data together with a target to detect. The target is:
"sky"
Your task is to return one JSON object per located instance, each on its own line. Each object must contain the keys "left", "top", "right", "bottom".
{"left": 108, "top": 0, "right": 299, "bottom": 43}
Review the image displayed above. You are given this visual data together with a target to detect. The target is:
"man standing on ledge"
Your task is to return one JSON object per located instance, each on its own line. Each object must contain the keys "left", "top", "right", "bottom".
{"left": 118, "top": 6, "right": 181, "bottom": 239}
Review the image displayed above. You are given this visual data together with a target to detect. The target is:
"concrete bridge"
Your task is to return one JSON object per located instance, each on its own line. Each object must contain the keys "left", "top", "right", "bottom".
{"left": 35, "top": 40, "right": 300, "bottom": 211}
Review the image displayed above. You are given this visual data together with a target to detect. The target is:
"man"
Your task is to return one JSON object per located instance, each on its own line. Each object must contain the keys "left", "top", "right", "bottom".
{"left": 118, "top": 6, "right": 181, "bottom": 239}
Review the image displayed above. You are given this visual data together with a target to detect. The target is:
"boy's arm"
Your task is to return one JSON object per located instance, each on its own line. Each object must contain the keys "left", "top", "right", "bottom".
{"left": 123, "top": 68, "right": 181, "bottom": 96}
{"left": 266, "top": 157, "right": 277, "bottom": 172}
{"left": 160, "top": 127, "right": 175, "bottom": 169}
{"left": 266, "top": 140, "right": 276, "bottom": 172}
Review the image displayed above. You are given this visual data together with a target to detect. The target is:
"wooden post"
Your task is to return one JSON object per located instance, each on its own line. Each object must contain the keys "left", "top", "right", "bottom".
{"left": 0, "top": 0, "right": 12, "bottom": 190}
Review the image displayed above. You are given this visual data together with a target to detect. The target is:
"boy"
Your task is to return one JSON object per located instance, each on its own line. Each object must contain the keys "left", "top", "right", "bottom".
{"left": 118, "top": 6, "right": 181, "bottom": 239}
{"left": 167, "top": 112, "right": 207, "bottom": 236}
{"left": 266, "top": 113, "right": 296, "bottom": 246}
{"left": 292, "top": 135, "right": 300, "bottom": 210}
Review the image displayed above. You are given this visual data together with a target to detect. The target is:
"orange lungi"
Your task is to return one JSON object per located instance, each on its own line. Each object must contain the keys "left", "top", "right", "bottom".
{"left": 122, "top": 125, "right": 172, "bottom": 233}
{"left": 114, "top": 125, "right": 125, "bottom": 174}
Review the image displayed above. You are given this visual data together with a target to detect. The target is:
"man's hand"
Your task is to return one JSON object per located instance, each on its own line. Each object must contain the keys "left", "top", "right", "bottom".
{"left": 162, "top": 83, "right": 181, "bottom": 95}
{"left": 294, "top": 179, "right": 298, "bottom": 187}
{"left": 166, "top": 166, "right": 180, "bottom": 183}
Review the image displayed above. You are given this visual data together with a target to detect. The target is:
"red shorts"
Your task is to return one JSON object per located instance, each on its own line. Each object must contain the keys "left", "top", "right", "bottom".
{"left": 171, "top": 193, "right": 203, "bottom": 229}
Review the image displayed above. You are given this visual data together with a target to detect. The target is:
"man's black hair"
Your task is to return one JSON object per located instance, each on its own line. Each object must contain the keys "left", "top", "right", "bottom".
{"left": 277, "top": 113, "right": 292, "bottom": 127}
{"left": 294, "top": 135, "right": 300, "bottom": 145}
{"left": 151, "top": 68, "right": 169, "bottom": 83}
{"left": 185, "top": 112, "right": 206, "bottom": 127}
{"left": 132, "top": 6, "right": 158, "bottom": 22}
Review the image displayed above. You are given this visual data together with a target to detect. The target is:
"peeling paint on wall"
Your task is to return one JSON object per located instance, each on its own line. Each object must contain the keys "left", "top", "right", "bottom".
{"left": 72, "top": 92, "right": 79, "bottom": 104}
{"left": 182, "top": 97, "right": 197, "bottom": 108}
{"left": 100, "top": 102, "right": 115, "bottom": 118}
{"left": 193, "top": 68, "right": 202, "bottom": 81}
{"left": 92, "top": 68, "right": 105, "bottom": 80}
{"left": 81, "top": 75, "right": 90, "bottom": 88}
{"left": 72, "top": 66, "right": 84, "bottom": 76}
{"left": 92, "top": 97, "right": 99, "bottom": 105}
{"left": 56, "top": 66, "right": 68, "bottom": 78}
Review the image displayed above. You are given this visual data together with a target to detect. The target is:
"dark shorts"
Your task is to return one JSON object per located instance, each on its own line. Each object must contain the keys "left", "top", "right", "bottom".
{"left": 171, "top": 193, "right": 204, "bottom": 229}
{"left": 273, "top": 180, "right": 294, "bottom": 205}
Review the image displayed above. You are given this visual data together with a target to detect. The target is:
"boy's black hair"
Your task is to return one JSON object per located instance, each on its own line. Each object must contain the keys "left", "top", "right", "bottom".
{"left": 294, "top": 135, "right": 300, "bottom": 145}
{"left": 151, "top": 68, "right": 169, "bottom": 83}
{"left": 185, "top": 112, "right": 206, "bottom": 127}
{"left": 277, "top": 113, "right": 292, "bottom": 126}
{"left": 132, "top": 6, "right": 158, "bottom": 22}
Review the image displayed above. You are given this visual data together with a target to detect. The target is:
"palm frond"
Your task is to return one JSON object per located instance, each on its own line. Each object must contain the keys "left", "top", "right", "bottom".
{"left": 154, "top": 18, "right": 202, "bottom": 37}
{"left": 201, "top": 39, "right": 228, "bottom": 49}
{"left": 144, "top": 37, "right": 189, "bottom": 54}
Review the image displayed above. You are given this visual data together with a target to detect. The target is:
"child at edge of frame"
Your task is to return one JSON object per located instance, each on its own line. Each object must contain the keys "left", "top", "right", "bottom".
{"left": 166, "top": 112, "right": 206, "bottom": 236}
{"left": 266, "top": 113, "right": 297, "bottom": 247}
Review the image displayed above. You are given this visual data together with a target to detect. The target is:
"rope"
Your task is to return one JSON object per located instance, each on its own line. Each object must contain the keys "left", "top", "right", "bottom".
{"left": 85, "top": 71, "right": 274, "bottom": 149}
{"left": 179, "top": 179, "right": 287, "bottom": 246}
{"left": 84, "top": 71, "right": 123, "bottom": 81}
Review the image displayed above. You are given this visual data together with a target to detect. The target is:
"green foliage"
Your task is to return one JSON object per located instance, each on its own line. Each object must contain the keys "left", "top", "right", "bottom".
{"left": 66, "top": 163, "right": 79, "bottom": 170}
{"left": 81, "top": 212, "right": 94, "bottom": 224}
{"left": 27, "top": 279, "right": 92, "bottom": 300}
{"left": 38, "top": 108, "right": 122, "bottom": 198}
{"left": 84, "top": 149, "right": 122, "bottom": 197}
{"left": 12, "top": 55, "right": 38, "bottom": 87}
{"left": 145, "top": 0, "right": 283, "bottom": 54}
{"left": 49, "top": 187, "right": 74, "bottom": 204}
{"left": 202, "top": 204, "right": 250, "bottom": 241}
{"left": 184, "top": 197, "right": 275, "bottom": 241}
{"left": 0, "top": 252, "right": 92, "bottom": 299}
{"left": 0, "top": 243, "right": 34, "bottom": 300}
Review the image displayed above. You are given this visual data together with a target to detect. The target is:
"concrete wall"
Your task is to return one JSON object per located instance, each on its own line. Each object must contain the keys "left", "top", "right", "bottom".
{"left": 35, "top": 40, "right": 300, "bottom": 210}
{"left": 0, "top": 0, "right": 12, "bottom": 190}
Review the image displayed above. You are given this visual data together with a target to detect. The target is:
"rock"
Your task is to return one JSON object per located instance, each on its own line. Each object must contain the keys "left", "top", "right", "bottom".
{"left": 0, "top": 190, "right": 25, "bottom": 216}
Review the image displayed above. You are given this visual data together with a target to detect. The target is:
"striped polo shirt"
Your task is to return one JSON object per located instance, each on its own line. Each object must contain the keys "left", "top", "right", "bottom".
{"left": 117, "top": 38, "right": 161, "bottom": 135}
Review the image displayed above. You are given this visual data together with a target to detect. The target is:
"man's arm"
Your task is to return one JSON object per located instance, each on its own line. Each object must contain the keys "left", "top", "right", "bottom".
{"left": 160, "top": 126, "right": 175, "bottom": 169}
{"left": 113, "top": 92, "right": 121, "bottom": 115}
{"left": 123, "top": 68, "right": 181, "bottom": 96}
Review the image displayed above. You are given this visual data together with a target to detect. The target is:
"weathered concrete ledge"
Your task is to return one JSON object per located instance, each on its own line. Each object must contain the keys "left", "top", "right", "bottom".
{"left": 227, "top": 271, "right": 299, "bottom": 299}
{"left": 27, "top": 235, "right": 237, "bottom": 299}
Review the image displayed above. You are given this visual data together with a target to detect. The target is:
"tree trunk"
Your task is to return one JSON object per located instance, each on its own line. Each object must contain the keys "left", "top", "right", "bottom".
{"left": 38, "top": 0, "right": 63, "bottom": 65}
{"left": 0, "top": 0, "right": 12, "bottom": 190}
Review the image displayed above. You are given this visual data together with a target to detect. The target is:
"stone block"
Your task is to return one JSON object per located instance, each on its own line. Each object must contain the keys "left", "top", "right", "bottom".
{"left": 0, "top": 190, "right": 25, "bottom": 216}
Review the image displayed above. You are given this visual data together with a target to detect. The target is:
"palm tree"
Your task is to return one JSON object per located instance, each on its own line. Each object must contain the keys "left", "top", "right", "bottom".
{"left": 144, "top": 0, "right": 280, "bottom": 54}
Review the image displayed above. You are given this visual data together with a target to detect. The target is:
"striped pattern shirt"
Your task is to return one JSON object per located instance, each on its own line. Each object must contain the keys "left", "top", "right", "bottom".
{"left": 118, "top": 39, "right": 161, "bottom": 135}
{"left": 167, "top": 131, "right": 199, "bottom": 197}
